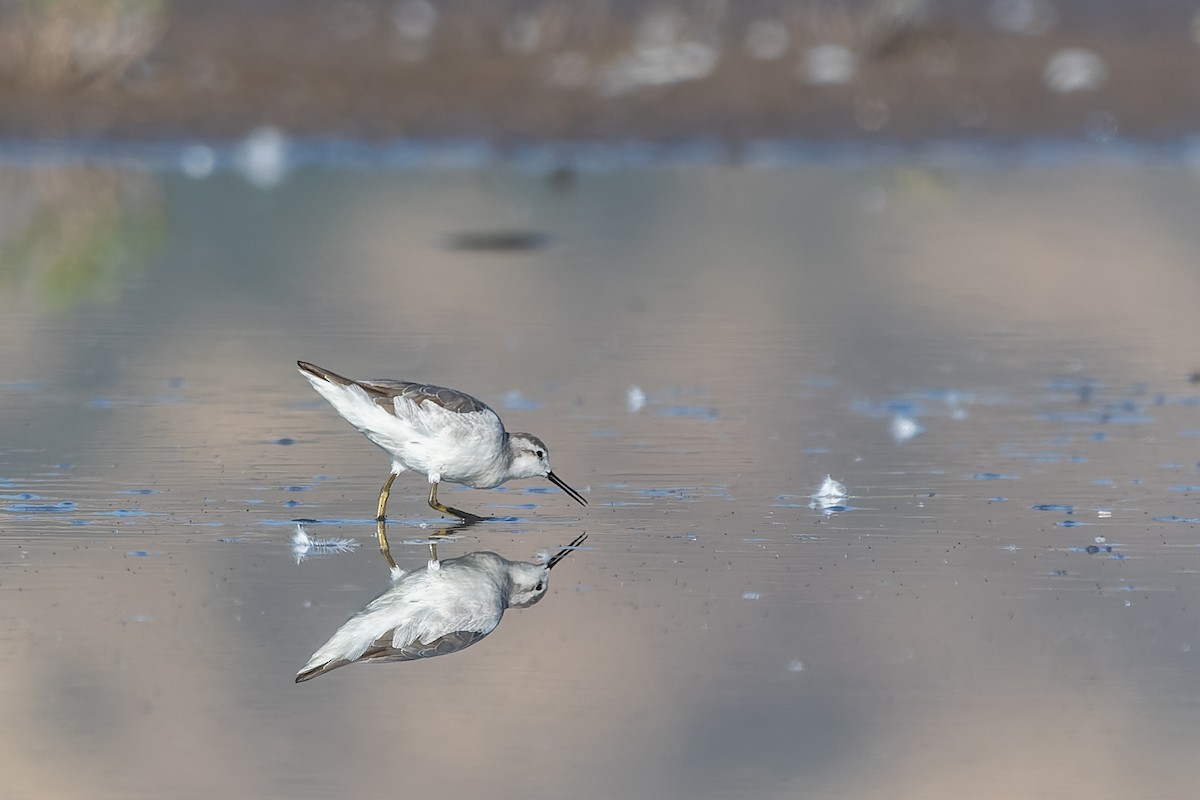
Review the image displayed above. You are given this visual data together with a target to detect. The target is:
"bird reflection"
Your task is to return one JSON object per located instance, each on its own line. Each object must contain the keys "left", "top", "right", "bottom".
{"left": 295, "top": 520, "right": 587, "bottom": 683}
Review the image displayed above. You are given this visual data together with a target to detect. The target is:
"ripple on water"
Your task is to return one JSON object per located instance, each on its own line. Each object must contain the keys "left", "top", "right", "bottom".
{"left": 4, "top": 500, "right": 76, "bottom": 512}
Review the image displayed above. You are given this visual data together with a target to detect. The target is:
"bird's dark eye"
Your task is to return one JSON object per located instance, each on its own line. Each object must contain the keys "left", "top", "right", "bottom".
{"left": 536, "top": 581, "right": 545, "bottom": 592}
{"left": 535, "top": 450, "right": 545, "bottom": 459}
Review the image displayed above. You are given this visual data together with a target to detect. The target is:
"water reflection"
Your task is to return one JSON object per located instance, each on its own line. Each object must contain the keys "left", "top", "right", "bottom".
{"left": 296, "top": 524, "right": 588, "bottom": 683}
{"left": 2, "top": 162, "right": 1200, "bottom": 799}
{"left": 0, "top": 168, "right": 164, "bottom": 309}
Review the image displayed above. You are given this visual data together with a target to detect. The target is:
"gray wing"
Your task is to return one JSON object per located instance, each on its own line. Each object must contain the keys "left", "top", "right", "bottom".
{"left": 361, "top": 629, "right": 490, "bottom": 662}
{"left": 295, "top": 629, "right": 490, "bottom": 683}
{"left": 353, "top": 379, "right": 491, "bottom": 416}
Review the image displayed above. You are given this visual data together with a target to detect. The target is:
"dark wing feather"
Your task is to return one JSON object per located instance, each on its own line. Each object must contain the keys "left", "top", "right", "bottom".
{"left": 294, "top": 630, "right": 489, "bottom": 683}
{"left": 353, "top": 380, "right": 491, "bottom": 416}
{"left": 297, "top": 363, "right": 489, "bottom": 415}
{"left": 363, "top": 629, "right": 490, "bottom": 661}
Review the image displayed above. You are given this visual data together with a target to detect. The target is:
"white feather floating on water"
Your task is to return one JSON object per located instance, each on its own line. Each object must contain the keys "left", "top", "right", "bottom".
{"left": 809, "top": 475, "right": 848, "bottom": 512}
{"left": 291, "top": 523, "right": 360, "bottom": 564}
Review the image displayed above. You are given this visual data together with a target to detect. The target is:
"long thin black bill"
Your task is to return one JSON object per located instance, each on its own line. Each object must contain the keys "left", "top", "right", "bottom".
{"left": 547, "top": 532, "right": 589, "bottom": 570}
{"left": 547, "top": 471, "right": 588, "bottom": 507}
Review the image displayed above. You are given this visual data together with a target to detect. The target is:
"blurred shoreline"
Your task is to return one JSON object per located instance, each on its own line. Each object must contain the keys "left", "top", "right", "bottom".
{"left": 0, "top": 0, "right": 1198, "bottom": 144}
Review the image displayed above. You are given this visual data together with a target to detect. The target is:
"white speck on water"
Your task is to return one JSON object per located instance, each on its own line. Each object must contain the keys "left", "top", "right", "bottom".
{"left": 742, "top": 591, "right": 761, "bottom": 600}
{"left": 1097, "top": 510, "right": 1113, "bottom": 518}
{"left": 891, "top": 415, "right": 923, "bottom": 443}
{"left": 788, "top": 659, "right": 805, "bottom": 673}
{"left": 627, "top": 385, "right": 647, "bottom": 413}
{"left": 1094, "top": 535, "right": 1107, "bottom": 544}
{"left": 810, "top": 475, "right": 847, "bottom": 510}
{"left": 237, "top": 126, "right": 289, "bottom": 189}
{"left": 1044, "top": 48, "right": 1106, "bottom": 93}
{"left": 800, "top": 44, "right": 856, "bottom": 85}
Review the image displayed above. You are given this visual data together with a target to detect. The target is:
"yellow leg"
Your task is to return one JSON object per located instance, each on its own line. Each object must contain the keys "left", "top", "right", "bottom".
{"left": 375, "top": 518, "right": 397, "bottom": 572}
{"left": 376, "top": 473, "right": 397, "bottom": 522}
{"left": 428, "top": 482, "right": 484, "bottom": 523}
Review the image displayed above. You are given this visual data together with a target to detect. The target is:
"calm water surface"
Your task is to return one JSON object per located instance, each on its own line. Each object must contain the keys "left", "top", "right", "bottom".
{"left": 2, "top": 161, "right": 1200, "bottom": 799}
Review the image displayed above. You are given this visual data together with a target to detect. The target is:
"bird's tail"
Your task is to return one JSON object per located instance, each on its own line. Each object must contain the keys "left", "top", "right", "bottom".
{"left": 297, "top": 361, "right": 357, "bottom": 387}
{"left": 295, "top": 657, "right": 349, "bottom": 683}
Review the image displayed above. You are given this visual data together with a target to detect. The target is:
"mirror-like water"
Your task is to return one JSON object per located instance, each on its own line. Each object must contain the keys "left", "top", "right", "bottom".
{"left": 3, "top": 162, "right": 1200, "bottom": 799}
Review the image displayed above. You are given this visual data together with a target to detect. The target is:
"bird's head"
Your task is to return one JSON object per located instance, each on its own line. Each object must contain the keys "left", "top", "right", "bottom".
{"left": 508, "top": 433, "right": 587, "bottom": 507}
{"left": 506, "top": 533, "right": 588, "bottom": 609}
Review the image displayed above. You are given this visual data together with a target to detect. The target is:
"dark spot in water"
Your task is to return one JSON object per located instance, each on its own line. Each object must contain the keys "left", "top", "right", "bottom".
{"left": 443, "top": 230, "right": 550, "bottom": 251}
{"left": 127, "top": 551, "right": 150, "bottom": 557}
{"left": 286, "top": 486, "right": 310, "bottom": 492}
{"left": 274, "top": 438, "right": 296, "bottom": 446}
{"left": 1032, "top": 504, "right": 1074, "bottom": 512}
{"left": 283, "top": 500, "right": 301, "bottom": 508}
{"left": 1057, "top": 519, "right": 1085, "bottom": 527}
{"left": 1049, "top": 569, "right": 1068, "bottom": 576}
{"left": 972, "top": 473, "right": 1017, "bottom": 480}
{"left": 4, "top": 501, "right": 76, "bottom": 512}
{"left": 1, "top": 493, "right": 39, "bottom": 501}
{"left": 121, "top": 489, "right": 158, "bottom": 495}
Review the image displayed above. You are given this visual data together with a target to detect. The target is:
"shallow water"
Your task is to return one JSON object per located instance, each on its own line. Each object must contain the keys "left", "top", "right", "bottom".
{"left": 3, "top": 160, "right": 1200, "bottom": 799}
